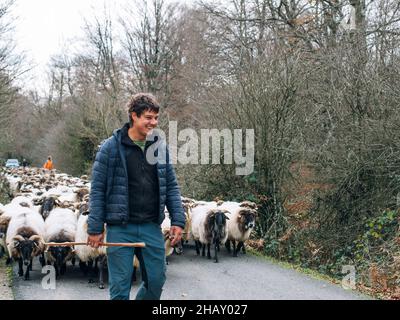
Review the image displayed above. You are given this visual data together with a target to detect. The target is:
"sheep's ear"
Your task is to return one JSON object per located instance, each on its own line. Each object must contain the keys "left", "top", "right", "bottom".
{"left": 0, "top": 215, "right": 11, "bottom": 225}
{"left": 13, "top": 235, "right": 24, "bottom": 247}
{"left": 222, "top": 210, "right": 230, "bottom": 219}
{"left": 29, "top": 235, "right": 42, "bottom": 245}
{"left": 32, "top": 240, "right": 43, "bottom": 253}
{"left": 248, "top": 209, "right": 257, "bottom": 217}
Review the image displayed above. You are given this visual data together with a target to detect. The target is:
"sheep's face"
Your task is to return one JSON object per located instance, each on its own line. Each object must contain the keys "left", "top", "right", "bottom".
{"left": 40, "top": 197, "right": 56, "bottom": 219}
{"left": 48, "top": 246, "right": 73, "bottom": 266}
{"left": 239, "top": 210, "right": 256, "bottom": 230}
{"left": 75, "top": 188, "right": 89, "bottom": 202}
{"left": 238, "top": 209, "right": 257, "bottom": 231}
{"left": 13, "top": 238, "right": 39, "bottom": 265}
{"left": 210, "top": 210, "right": 229, "bottom": 242}
{"left": 79, "top": 202, "right": 90, "bottom": 216}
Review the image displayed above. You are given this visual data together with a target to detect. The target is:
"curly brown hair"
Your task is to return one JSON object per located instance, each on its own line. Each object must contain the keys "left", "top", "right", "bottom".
{"left": 127, "top": 93, "right": 160, "bottom": 127}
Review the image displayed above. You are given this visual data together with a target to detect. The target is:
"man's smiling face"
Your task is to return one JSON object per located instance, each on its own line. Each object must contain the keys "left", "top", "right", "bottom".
{"left": 131, "top": 110, "right": 159, "bottom": 138}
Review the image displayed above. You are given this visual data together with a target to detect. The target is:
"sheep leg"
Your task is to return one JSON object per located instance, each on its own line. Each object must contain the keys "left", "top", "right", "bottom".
{"left": 18, "top": 258, "right": 24, "bottom": 276}
{"left": 93, "top": 257, "right": 99, "bottom": 275}
{"left": 201, "top": 243, "right": 206, "bottom": 257}
{"left": 195, "top": 240, "right": 200, "bottom": 255}
{"left": 79, "top": 261, "right": 88, "bottom": 276}
{"left": 54, "top": 262, "right": 59, "bottom": 278}
{"left": 39, "top": 254, "right": 46, "bottom": 267}
{"left": 225, "top": 240, "right": 231, "bottom": 253}
{"left": 232, "top": 240, "right": 238, "bottom": 257}
{"left": 24, "top": 261, "right": 32, "bottom": 280}
{"left": 98, "top": 255, "right": 105, "bottom": 289}
{"left": 241, "top": 242, "right": 246, "bottom": 254}
{"left": 236, "top": 241, "right": 245, "bottom": 254}
{"left": 214, "top": 241, "right": 219, "bottom": 263}
{"left": 60, "top": 263, "right": 67, "bottom": 275}
{"left": 6, "top": 257, "right": 12, "bottom": 265}
{"left": 88, "top": 259, "right": 94, "bottom": 283}
{"left": 207, "top": 243, "right": 211, "bottom": 259}
{"left": 71, "top": 257, "right": 76, "bottom": 267}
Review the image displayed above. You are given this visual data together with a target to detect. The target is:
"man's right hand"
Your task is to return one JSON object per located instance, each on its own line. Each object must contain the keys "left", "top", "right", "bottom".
{"left": 87, "top": 233, "right": 104, "bottom": 248}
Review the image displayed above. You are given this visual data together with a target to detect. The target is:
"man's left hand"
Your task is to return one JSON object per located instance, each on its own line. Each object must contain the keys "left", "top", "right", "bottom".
{"left": 169, "top": 226, "right": 183, "bottom": 246}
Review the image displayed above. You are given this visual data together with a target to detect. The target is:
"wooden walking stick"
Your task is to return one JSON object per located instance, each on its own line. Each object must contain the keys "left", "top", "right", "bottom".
{"left": 45, "top": 242, "right": 146, "bottom": 248}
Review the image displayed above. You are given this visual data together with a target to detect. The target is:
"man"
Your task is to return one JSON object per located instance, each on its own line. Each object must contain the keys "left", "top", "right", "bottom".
{"left": 87, "top": 93, "right": 185, "bottom": 300}
{"left": 43, "top": 156, "right": 53, "bottom": 170}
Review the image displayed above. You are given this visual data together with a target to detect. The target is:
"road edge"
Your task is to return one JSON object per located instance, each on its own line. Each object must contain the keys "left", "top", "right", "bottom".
{"left": 0, "top": 257, "right": 14, "bottom": 300}
{"left": 247, "top": 248, "right": 375, "bottom": 300}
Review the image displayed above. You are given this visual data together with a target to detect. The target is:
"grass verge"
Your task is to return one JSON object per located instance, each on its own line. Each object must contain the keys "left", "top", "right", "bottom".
{"left": 0, "top": 256, "right": 14, "bottom": 300}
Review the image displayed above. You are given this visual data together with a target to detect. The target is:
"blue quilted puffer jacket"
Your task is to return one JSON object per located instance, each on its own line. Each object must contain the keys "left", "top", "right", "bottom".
{"left": 87, "top": 127, "right": 186, "bottom": 235}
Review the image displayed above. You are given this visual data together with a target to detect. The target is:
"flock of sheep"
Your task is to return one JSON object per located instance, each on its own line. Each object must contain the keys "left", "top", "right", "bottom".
{"left": 0, "top": 167, "right": 258, "bottom": 289}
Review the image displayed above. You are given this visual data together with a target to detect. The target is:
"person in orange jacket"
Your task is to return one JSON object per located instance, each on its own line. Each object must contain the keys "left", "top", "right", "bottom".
{"left": 43, "top": 156, "right": 54, "bottom": 170}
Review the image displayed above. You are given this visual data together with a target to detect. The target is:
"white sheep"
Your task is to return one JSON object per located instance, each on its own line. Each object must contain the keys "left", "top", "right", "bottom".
{"left": 75, "top": 212, "right": 107, "bottom": 289}
{"left": 5, "top": 210, "right": 46, "bottom": 280}
{"left": 0, "top": 202, "right": 37, "bottom": 235}
{"left": 218, "top": 201, "right": 257, "bottom": 256}
{"left": 74, "top": 204, "right": 140, "bottom": 287}
{"left": 44, "top": 208, "right": 77, "bottom": 277}
{"left": 6, "top": 175, "right": 21, "bottom": 192}
{"left": 43, "top": 186, "right": 78, "bottom": 203}
{"left": 10, "top": 195, "right": 33, "bottom": 208}
{"left": 190, "top": 203, "right": 230, "bottom": 263}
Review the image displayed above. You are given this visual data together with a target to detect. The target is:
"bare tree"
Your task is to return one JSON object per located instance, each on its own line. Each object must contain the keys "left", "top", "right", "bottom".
{"left": 119, "top": 0, "right": 182, "bottom": 106}
{"left": 0, "top": 0, "right": 28, "bottom": 158}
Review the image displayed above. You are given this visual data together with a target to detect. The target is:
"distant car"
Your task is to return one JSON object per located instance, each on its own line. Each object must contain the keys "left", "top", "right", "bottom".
{"left": 5, "top": 159, "right": 20, "bottom": 168}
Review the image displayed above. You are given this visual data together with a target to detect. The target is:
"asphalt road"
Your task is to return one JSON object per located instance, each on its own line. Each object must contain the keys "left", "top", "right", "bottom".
{"left": 12, "top": 244, "right": 370, "bottom": 300}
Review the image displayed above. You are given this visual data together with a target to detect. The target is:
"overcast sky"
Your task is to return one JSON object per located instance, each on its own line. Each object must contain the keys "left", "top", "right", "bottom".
{"left": 13, "top": 0, "right": 133, "bottom": 92}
